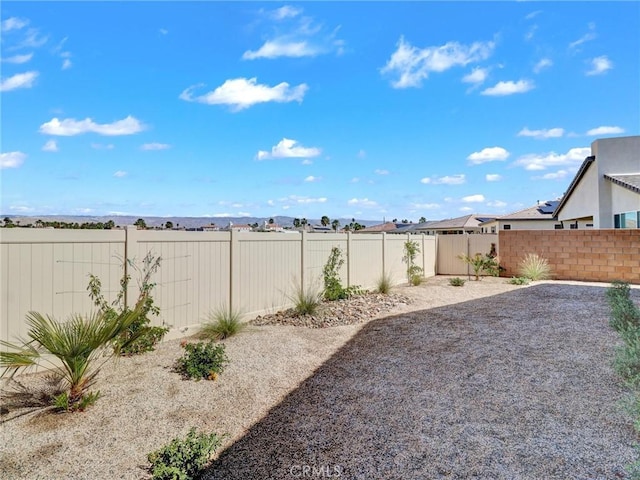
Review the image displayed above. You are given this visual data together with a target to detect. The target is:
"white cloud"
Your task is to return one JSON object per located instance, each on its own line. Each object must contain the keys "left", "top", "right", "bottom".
{"left": 243, "top": 40, "right": 320, "bottom": 60}
{"left": 381, "top": 36, "right": 495, "bottom": 88}
{"left": 1, "top": 17, "right": 28, "bottom": 32}
{"left": 91, "top": 143, "right": 115, "bottom": 150}
{"left": 281, "top": 195, "right": 327, "bottom": 204}
{"left": 534, "top": 169, "right": 571, "bottom": 180}
{"left": 39, "top": 115, "right": 145, "bottom": 136}
{"left": 62, "top": 58, "right": 72, "bottom": 70}
{"left": 159, "top": 28, "right": 168, "bottom": 35}
{"left": 586, "top": 56, "right": 613, "bottom": 76}
{"left": 481, "top": 79, "right": 534, "bottom": 96}
{"left": 348, "top": 198, "right": 378, "bottom": 207}
{"left": 420, "top": 174, "right": 466, "bottom": 185}
{"left": 569, "top": 23, "right": 597, "bottom": 50}
{"left": 517, "top": 127, "right": 564, "bottom": 139}
{"left": 487, "top": 200, "right": 507, "bottom": 208}
{"left": 462, "top": 67, "right": 489, "bottom": 84}
{"left": 42, "top": 139, "right": 58, "bottom": 152}
{"left": 350, "top": 177, "right": 360, "bottom": 183}
{"left": 524, "top": 25, "right": 538, "bottom": 41}
{"left": 533, "top": 58, "right": 552, "bottom": 73}
{"left": 586, "top": 125, "right": 625, "bottom": 136}
{"left": 514, "top": 147, "right": 590, "bottom": 171}
{"left": 9, "top": 205, "right": 35, "bottom": 213}
{"left": 141, "top": 142, "right": 171, "bottom": 151}
{"left": 271, "top": 5, "right": 302, "bottom": 20}
{"left": 113, "top": 170, "right": 128, "bottom": 178}
{"left": 374, "top": 169, "right": 389, "bottom": 175}
{"left": 304, "top": 175, "right": 321, "bottom": 182}
{"left": 411, "top": 202, "right": 440, "bottom": 210}
{"left": 460, "top": 206, "right": 473, "bottom": 213}
{"left": 244, "top": 7, "right": 342, "bottom": 60}
{"left": 525, "top": 10, "right": 542, "bottom": 20}
{"left": 301, "top": 159, "right": 313, "bottom": 165}
{"left": 462, "top": 194, "right": 485, "bottom": 203}
{"left": 18, "top": 28, "right": 48, "bottom": 48}
{"left": 0, "top": 71, "right": 38, "bottom": 91}
{"left": 467, "top": 147, "right": 509, "bottom": 164}
{"left": 180, "top": 77, "right": 308, "bottom": 111}
{"left": 485, "top": 174, "right": 503, "bottom": 182}
{"left": 257, "top": 138, "right": 321, "bottom": 160}
{"left": 1, "top": 53, "right": 33, "bottom": 64}
{"left": 0, "top": 151, "right": 26, "bottom": 169}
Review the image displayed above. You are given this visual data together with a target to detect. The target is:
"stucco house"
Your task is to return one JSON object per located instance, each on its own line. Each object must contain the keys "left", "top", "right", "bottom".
{"left": 480, "top": 201, "right": 562, "bottom": 232}
{"left": 412, "top": 214, "right": 495, "bottom": 235}
{"left": 554, "top": 135, "right": 640, "bottom": 229}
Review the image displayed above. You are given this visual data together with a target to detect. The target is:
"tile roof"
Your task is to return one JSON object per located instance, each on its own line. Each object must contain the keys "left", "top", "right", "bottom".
{"left": 604, "top": 174, "right": 640, "bottom": 194}
{"left": 496, "top": 201, "right": 560, "bottom": 220}
{"left": 417, "top": 214, "right": 495, "bottom": 230}
{"left": 359, "top": 222, "right": 398, "bottom": 233}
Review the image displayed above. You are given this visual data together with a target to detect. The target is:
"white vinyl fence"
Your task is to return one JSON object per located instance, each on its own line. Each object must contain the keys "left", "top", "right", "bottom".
{"left": 436, "top": 234, "right": 499, "bottom": 276}
{"left": 0, "top": 228, "right": 437, "bottom": 343}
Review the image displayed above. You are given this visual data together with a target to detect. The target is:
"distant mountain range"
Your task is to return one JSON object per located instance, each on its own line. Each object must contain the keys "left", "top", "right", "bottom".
{"left": 0, "top": 215, "right": 383, "bottom": 229}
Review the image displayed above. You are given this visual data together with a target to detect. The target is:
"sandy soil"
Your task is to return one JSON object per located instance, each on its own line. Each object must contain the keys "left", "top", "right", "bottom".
{"left": 0, "top": 276, "right": 637, "bottom": 479}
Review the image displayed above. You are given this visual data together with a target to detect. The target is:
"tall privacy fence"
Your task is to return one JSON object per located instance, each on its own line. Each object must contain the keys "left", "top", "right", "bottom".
{"left": 1, "top": 227, "right": 442, "bottom": 343}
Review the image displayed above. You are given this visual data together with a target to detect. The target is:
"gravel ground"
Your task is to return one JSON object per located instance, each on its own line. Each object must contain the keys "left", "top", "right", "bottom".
{"left": 0, "top": 277, "right": 637, "bottom": 479}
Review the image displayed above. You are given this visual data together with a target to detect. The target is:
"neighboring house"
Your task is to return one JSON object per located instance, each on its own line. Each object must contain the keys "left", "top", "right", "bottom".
{"left": 259, "top": 221, "right": 285, "bottom": 232}
{"left": 412, "top": 214, "right": 496, "bottom": 235}
{"left": 201, "top": 223, "right": 220, "bottom": 232}
{"left": 554, "top": 135, "right": 640, "bottom": 229}
{"left": 310, "top": 224, "right": 333, "bottom": 233}
{"left": 224, "top": 222, "right": 253, "bottom": 232}
{"left": 356, "top": 222, "right": 413, "bottom": 233}
{"left": 480, "top": 201, "right": 562, "bottom": 232}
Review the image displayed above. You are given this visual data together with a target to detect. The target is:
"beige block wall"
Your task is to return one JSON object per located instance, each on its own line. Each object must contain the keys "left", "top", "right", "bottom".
{"left": 499, "top": 229, "right": 640, "bottom": 283}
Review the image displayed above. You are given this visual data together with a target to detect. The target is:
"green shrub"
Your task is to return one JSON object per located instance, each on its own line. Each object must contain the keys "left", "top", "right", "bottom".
{"left": 606, "top": 281, "right": 640, "bottom": 335}
{"left": 200, "top": 306, "right": 246, "bottom": 341}
{"left": 403, "top": 240, "right": 424, "bottom": 286}
{"left": 614, "top": 331, "right": 640, "bottom": 387}
{"left": 376, "top": 271, "right": 393, "bottom": 294}
{"left": 177, "top": 341, "right": 228, "bottom": 381}
{"left": 517, "top": 253, "right": 552, "bottom": 281}
{"left": 148, "top": 427, "right": 223, "bottom": 480}
{"left": 323, "top": 247, "right": 348, "bottom": 300}
{"left": 88, "top": 252, "right": 169, "bottom": 355}
{"left": 449, "top": 277, "right": 466, "bottom": 287}
{"left": 508, "top": 276, "right": 530, "bottom": 285}
{"left": 458, "top": 252, "right": 500, "bottom": 280}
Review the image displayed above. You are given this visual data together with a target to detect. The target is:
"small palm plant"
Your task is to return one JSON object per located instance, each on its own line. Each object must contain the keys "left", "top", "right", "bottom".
{"left": 0, "top": 299, "right": 147, "bottom": 412}
{"left": 200, "top": 306, "right": 246, "bottom": 341}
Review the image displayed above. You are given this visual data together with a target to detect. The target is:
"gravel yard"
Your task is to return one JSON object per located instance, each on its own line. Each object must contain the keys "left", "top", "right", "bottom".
{"left": 0, "top": 277, "right": 637, "bottom": 479}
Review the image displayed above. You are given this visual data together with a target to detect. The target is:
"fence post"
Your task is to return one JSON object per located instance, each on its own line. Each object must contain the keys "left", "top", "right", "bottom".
{"left": 346, "top": 231, "right": 353, "bottom": 287}
{"left": 300, "top": 229, "right": 307, "bottom": 290}
{"left": 229, "top": 229, "right": 239, "bottom": 311}
{"left": 421, "top": 233, "right": 426, "bottom": 277}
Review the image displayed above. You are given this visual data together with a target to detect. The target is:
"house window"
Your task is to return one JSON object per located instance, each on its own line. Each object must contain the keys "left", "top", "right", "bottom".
{"left": 569, "top": 223, "right": 578, "bottom": 229}
{"left": 554, "top": 224, "right": 564, "bottom": 230}
{"left": 503, "top": 225, "right": 511, "bottom": 230}
{"left": 586, "top": 223, "right": 594, "bottom": 228}
{"left": 615, "top": 211, "right": 640, "bottom": 229}
{"left": 491, "top": 227, "right": 496, "bottom": 233}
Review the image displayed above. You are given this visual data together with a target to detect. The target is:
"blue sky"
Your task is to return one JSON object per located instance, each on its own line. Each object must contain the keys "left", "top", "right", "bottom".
{"left": 1, "top": 1, "right": 638, "bottom": 222}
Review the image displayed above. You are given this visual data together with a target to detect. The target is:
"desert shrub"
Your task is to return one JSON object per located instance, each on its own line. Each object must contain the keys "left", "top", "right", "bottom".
{"left": 614, "top": 334, "right": 640, "bottom": 388}
{"left": 458, "top": 252, "right": 499, "bottom": 281}
{"left": 88, "top": 252, "right": 169, "bottom": 355}
{"left": 148, "top": 427, "right": 223, "bottom": 480}
{"left": 376, "top": 271, "right": 393, "bottom": 294}
{"left": 323, "top": 247, "right": 347, "bottom": 300}
{"left": 508, "top": 277, "right": 530, "bottom": 285}
{"left": 606, "top": 281, "right": 640, "bottom": 335}
{"left": 288, "top": 282, "right": 322, "bottom": 315}
{"left": 200, "top": 306, "right": 246, "bottom": 341}
{"left": 0, "top": 301, "right": 148, "bottom": 412}
{"left": 176, "top": 341, "right": 228, "bottom": 381}
{"left": 449, "top": 277, "right": 466, "bottom": 287}
{"left": 517, "top": 253, "right": 552, "bottom": 281}
{"left": 403, "top": 240, "right": 423, "bottom": 286}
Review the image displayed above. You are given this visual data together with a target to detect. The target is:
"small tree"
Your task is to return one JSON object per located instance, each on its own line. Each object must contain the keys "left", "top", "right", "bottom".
{"left": 419, "top": 216, "right": 427, "bottom": 224}
{"left": 331, "top": 219, "right": 340, "bottom": 232}
{"left": 458, "top": 252, "right": 500, "bottom": 281}
{"left": 403, "top": 240, "right": 423, "bottom": 286}
{"left": 321, "top": 215, "right": 330, "bottom": 227}
{"left": 165, "top": 221, "right": 173, "bottom": 230}
{"left": 134, "top": 218, "right": 147, "bottom": 229}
